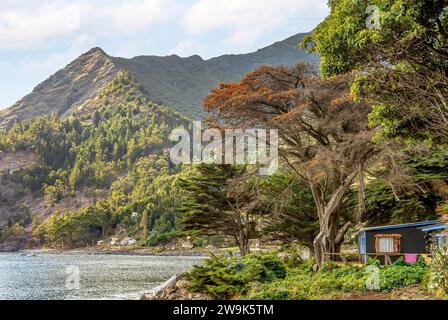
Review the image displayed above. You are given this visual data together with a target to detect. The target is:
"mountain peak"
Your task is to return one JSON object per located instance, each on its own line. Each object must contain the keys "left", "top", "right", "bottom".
{"left": 83, "top": 47, "right": 109, "bottom": 57}
{"left": 0, "top": 47, "right": 119, "bottom": 129}
{"left": 187, "top": 54, "right": 204, "bottom": 61}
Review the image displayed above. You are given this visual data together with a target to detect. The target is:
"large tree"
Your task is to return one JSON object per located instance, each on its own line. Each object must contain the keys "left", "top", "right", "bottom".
{"left": 259, "top": 171, "right": 320, "bottom": 254}
{"left": 204, "top": 63, "right": 377, "bottom": 265}
{"left": 179, "top": 164, "right": 261, "bottom": 256}
{"left": 303, "top": 0, "right": 448, "bottom": 143}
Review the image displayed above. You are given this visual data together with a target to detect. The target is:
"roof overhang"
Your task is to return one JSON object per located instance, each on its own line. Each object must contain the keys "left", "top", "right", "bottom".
{"left": 421, "top": 224, "right": 447, "bottom": 233}
{"left": 359, "top": 221, "right": 439, "bottom": 233}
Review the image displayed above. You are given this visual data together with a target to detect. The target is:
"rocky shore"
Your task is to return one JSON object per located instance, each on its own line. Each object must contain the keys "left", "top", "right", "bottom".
{"left": 140, "top": 274, "right": 211, "bottom": 301}
{"left": 0, "top": 240, "right": 22, "bottom": 252}
{"left": 0, "top": 245, "right": 19, "bottom": 252}
{"left": 0, "top": 242, "right": 212, "bottom": 258}
{"left": 6, "top": 247, "right": 211, "bottom": 257}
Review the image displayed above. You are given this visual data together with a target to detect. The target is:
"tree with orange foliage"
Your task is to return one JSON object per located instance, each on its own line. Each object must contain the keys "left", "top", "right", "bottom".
{"left": 205, "top": 63, "right": 377, "bottom": 266}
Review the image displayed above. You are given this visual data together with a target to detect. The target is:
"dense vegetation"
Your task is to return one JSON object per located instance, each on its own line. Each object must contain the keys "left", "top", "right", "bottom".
{"left": 179, "top": 0, "right": 448, "bottom": 300}
{"left": 179, "top": 165, "right": 264, "bottom": 255}
{"left": 0, "top": 72, "right": 190, "bottom": 246}
{"left": 186, "top": 253, "right": 429, "bottom": 300}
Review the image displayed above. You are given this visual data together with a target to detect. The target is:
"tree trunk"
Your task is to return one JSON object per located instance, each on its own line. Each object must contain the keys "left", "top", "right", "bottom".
{"left": 313, "top": 214, "right": 347, "bottom": 265}
{"left": 235, "top": 228, "right": 250, "bottom": 256}
{"left": 239, "top": 227, "right": 250, "bottom": 256}
{"left": 239, "top": 242, "right": 250, "bottom": 256}
{"left": 357, "top": 162, "right": 366, "bottom": 227}
{"left": 312, "top": 169, "right": 359, "bottom": 266}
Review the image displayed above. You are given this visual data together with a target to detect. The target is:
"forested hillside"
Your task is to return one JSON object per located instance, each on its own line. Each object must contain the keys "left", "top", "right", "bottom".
{"left": 0, "top": 72, "right": 190, "bottom": 248}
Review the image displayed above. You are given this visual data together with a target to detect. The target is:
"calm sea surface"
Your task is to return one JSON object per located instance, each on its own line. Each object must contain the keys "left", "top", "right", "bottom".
{"left": 0, "top": 253, "right": 204, "bottom": 300}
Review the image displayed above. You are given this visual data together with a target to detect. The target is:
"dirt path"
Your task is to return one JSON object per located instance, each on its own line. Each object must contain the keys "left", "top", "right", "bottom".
{"left": 331, "top": 285, "right": 438, "bottom": 300}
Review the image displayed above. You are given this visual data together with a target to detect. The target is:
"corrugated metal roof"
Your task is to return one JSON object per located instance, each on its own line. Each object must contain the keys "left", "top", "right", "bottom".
{"left": 359, "top": 221, "right": 439, "bottom": 233}
{"left": 421, "top": 224, "right": 447, "bottom": 232}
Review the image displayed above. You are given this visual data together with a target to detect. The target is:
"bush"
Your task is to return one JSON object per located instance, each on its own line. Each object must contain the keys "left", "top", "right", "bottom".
{"left": 146, "top": 231, "right": 180, "bottom": 246}
{"left": 429, "top": 246, "right": 448, "bottom": 297}
{"left": 247, "top": 258, "right": 429, "bottom": 300}
{"left": 379, "top": 257, "right": 428, "bottom": 291}
{"left": 247, "top": 263, "right": 368, "bottom": 300}
{"left": 186, "top": 253, "right": 430, "bottom": 300}
{"left": 186, "top": 253, "right": 287, "bottom": 299}
{"left": 1, "top": 223, "right": 26, "bottom": 241}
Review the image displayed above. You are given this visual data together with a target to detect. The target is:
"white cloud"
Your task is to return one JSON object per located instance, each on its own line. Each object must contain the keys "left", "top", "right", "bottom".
{"left": 91, "top": 0, "right": 176, "bottom": 35}
{"left": 184, "top": 0, "right": 328, "bottom": 46}
{"left": 0, "top": 0, "right": 329, "bottom": 53}
{"left": 0, "top": 0, "right": 176, "bottom": 51}
{"left": 0, "top": 2, "right": 83, "bottom": 50}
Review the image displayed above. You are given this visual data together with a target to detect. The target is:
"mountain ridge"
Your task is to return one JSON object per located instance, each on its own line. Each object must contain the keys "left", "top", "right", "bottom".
{"left": 0, "top": 47, "right": 119, "bottom": 127}
{"left": 0, "top": 32, "right": 318, "bottom": 128}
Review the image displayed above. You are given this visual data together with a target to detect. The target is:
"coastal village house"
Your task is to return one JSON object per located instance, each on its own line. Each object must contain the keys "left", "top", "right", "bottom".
{"left": 358, "top": 221, "right": 447, "bottom": 265}
{"left": 421, "top": 223, "right": 448, "bottom": 248}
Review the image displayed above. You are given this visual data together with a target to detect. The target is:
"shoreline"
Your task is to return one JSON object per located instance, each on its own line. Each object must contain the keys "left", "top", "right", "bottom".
{"left": 12, "top": 247, "right": 211, "bottom": 257}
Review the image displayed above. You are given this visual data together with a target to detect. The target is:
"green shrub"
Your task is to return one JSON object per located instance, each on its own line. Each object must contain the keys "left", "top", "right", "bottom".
{"left": 1, "top": 223, "right": 26, "bottom": 241}
{"left": 248, "top": 274, "right": 312, "bottom": 300}
{"left": 379, "top": 258, "right": 428, "bottom": 291}
{"left": 146, "top": 231, "right": 180, "bottom": 246}
{"left": 186, "top": 253, "right": 287, "bottom": 299}
{"left": 428, "top": 246, "right": 448, "bottom": 297}
{"left": 248, "top": 258, "right": 428, "bottom": 300}
{"left": 187, "top": 253, "right": 429, "bottom": 300}
{"left": 247, "top": 263, "right": 368, "bottom": 300}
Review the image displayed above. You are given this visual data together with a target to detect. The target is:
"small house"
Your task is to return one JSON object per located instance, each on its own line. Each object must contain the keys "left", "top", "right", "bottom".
{"left": 421, "top": 223, "right": 448, "bottom": 248}
{"left": 359, "top": 221, "right": 438, "bottom": 264}
{"left": 120, "top": 237, "right": 137, "bottom": 246}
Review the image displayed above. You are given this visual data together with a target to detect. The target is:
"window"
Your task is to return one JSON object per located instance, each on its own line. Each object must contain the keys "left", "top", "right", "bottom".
{"left": 378, "top": 237, "right": 394, "bottom": 253}
{"left": 375, "top": 234, "right": 401, "bottom": 255}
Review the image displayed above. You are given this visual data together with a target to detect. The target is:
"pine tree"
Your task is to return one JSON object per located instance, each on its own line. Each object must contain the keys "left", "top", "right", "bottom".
{"left": 179, "top": 164, "right": 260, "bottom": 256}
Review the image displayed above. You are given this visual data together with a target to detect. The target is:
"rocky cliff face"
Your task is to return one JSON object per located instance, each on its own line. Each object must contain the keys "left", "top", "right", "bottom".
{"left": 0, "top": 33, "right": 318, "bottom": 127}
{"left": 0, "top": 48, "right": 119, "bottom": 129}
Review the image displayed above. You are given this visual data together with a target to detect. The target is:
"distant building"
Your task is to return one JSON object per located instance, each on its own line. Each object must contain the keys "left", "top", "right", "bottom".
{"left": 120, "top": 238, "right": 137, "bottom": 246}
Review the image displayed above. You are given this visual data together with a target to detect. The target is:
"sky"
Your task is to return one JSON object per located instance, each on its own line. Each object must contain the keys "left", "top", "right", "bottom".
{"left": 0, "top": 0, "right": 329, "bottom": 109}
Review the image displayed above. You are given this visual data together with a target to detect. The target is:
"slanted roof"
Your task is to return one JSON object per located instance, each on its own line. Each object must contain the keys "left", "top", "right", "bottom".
{"left": 360, "top": 221, "right": 438, "bottom": 233}
{"left": 421, "top": 224, "right": 447, "bottom": 233}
